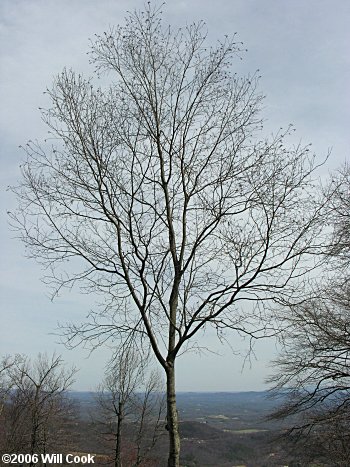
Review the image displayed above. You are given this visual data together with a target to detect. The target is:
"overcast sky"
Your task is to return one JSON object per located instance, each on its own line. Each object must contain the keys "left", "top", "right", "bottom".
{"left": 1, "top": 0, "right": 349, "bottom": 392}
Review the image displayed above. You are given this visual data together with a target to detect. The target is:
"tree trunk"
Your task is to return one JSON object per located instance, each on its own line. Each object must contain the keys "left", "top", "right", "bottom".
{"left": 115, "top": 401, "right": 123, "bottom": 467}
{"left": 29, "top": 415, "right": 38, "bottom": 467}
{"left": 166, "top": 363, "right": 180, "bottom": 467}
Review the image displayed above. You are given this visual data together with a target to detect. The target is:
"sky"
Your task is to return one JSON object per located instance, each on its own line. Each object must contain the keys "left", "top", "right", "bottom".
{"left": 1, "top": 0, "right": 349, "bottom": 392}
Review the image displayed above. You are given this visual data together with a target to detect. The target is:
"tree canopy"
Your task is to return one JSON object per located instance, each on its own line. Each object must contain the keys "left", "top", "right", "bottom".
{"left": 11, "top": 5, "right": 326, "bottom": 466}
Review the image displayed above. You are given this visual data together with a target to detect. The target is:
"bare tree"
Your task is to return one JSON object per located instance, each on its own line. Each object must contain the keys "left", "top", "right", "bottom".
{"left": 267, "top": 290, "right": 350, "bottom": 466}
{"left": 0, "top": 355, "right": 21, "bottom": 450}
{"left": 94, "top": 346, "right": 164, "bottom": 467}
{"left": 11, "top": 4, "right": 326, "bottom": 466}
{"left": 0, "top": 353, "right": 77, "bottom": 465}
{"left": 328, "top": 162, "right": 350, "bottom": 267}
{"left": 268, "top": 289, "right": 350, "bottom": 423}
{"left": 267, "top": 163, "right": 350, "bottom": 464}
{"left": 0, "top": 355, "right": 19, "bottom": 416}
{"left": 132, "top": 370, "right": 165, "bottom": 467}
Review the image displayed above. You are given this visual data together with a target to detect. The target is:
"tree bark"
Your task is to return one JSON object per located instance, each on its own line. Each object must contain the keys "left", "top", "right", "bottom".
{"left": 115, "top": 401, "right": 123, "bottom": 467}
{"left": 166, "top": 363, "right": 180, "bottom": 467}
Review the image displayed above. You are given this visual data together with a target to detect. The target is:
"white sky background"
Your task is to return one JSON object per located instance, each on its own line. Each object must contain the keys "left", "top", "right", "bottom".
{"left": 0, "top": 0, "right": 349, "bottom": 391}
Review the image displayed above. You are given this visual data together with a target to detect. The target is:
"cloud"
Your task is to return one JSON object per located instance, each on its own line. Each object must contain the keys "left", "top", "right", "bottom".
{"left": 1, "top": 0, "right": 350, "bottom": 390}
